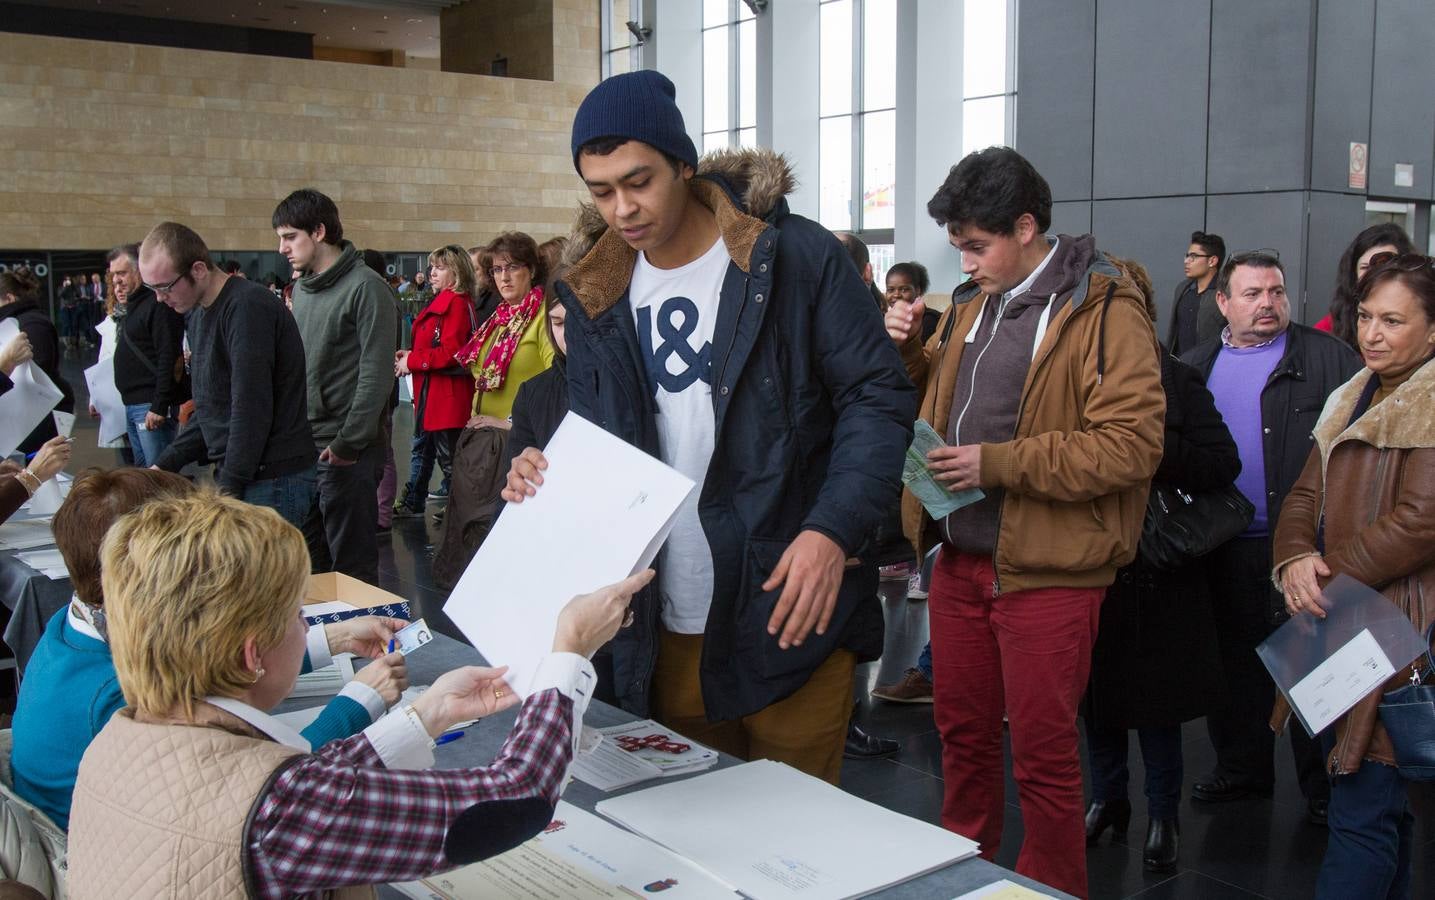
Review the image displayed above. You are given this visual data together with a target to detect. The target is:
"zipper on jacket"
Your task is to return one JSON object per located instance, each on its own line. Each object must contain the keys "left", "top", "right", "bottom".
{"left": 942, "top": 295, "right": 1010, "bottom": 549}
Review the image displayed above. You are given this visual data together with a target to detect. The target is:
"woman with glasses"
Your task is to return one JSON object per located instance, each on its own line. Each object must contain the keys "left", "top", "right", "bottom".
{"left": 1317, "top": 223, "right": 1415, "bottom": 349}
{"left": 392, "top": 245, "right": 479, "bottom": 518}
{"left": 1273, "top": 252, "right": 1435, "bottom": 899}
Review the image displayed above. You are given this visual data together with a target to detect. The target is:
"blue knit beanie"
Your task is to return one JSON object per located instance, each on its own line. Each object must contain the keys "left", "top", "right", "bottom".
{"left": 570, "top": 71, "right": 699, "bottom": 172}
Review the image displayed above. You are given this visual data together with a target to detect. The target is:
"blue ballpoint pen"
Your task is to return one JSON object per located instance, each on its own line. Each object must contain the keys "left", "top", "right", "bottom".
{"left": 435, "top": 730, "right": 465, "bottom": 746}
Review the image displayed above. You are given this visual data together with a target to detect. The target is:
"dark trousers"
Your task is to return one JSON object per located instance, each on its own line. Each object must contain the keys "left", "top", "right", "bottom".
{"left": 1087, "top": 724, "right": 1184, "bottom": 819}
{"left": 1204, "top": 537, "right": 1329, "bottom": 801}
{"left": 303, "top": 442, "right": 384, "bottom": 584}
{"left": 403, "top": 426, "right": 458, "bottom": 505}
{"left": 1317, "top": 733, "right": 1413, "bottom": 900}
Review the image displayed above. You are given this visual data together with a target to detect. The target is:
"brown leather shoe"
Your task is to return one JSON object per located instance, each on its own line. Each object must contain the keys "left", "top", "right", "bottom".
{"left": 871, "top": 668, "right": 934, "bottom": 703}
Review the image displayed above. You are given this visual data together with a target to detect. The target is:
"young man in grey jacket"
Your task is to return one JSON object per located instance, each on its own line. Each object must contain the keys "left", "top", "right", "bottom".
{"left": 275, "top": 189, "right": 398, "bottom": 583}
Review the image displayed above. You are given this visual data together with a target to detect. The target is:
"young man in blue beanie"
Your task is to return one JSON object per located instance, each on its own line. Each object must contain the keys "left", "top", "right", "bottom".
{"left": 503, "top": 70, "right": 915, "bottom": 784}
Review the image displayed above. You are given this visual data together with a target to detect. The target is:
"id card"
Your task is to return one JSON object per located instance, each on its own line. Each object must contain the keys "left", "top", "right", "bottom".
{"left": 394, "top": 618, "right": 434, "bottom": 655}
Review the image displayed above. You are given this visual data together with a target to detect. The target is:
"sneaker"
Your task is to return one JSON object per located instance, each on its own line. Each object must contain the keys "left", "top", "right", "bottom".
{"left": 871, "top": 668, "right": 934, "bottom": 704}
{"left": 878, "top": 562, "right": 913, "bottom": 583}
{"left": 907, "top": 571, "right": 928, "bottom": 601}
{"left": 427, "top": 485, "right": 449, "bottom": 500}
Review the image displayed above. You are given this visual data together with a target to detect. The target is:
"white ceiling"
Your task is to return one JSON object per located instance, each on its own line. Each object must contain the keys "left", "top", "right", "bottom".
{"left": 36, "top": 0, "right": 465, "bottom": 57}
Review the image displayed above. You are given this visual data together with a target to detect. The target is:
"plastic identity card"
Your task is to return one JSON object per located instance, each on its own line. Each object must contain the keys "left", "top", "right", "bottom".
{"left": 1257, "top": 574, "right": 1429, "bottom": 737}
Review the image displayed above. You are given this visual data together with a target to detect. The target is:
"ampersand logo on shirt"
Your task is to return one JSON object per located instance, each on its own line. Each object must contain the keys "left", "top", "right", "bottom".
{"left": 637, "top": 296, "right": 713, "bottom": 398}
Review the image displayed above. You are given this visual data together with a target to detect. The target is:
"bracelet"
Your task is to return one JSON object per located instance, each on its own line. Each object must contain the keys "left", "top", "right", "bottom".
{"left": 14, "top": 468, "right": 41, "bottom": 497}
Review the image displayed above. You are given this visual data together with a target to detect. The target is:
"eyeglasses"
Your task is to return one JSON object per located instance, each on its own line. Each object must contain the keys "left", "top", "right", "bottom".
{"left": 489, "top": 263, "right": 528, "bottom": 278}
{"left": 141, "top": 272, "right": 184, "bottom": 295}
{"left": 1364, "top": 251, "right": 1435, "bottom": 273}
{"left": 1183, "top": 252, "right": 1215, "bottom": 261}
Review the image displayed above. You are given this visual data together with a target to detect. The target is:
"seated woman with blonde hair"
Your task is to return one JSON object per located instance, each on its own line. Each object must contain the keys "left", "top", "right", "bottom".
{"left": 67, "top": 491, "right": 649, "bottom": 898}
{"left": 10, "top": 467, "right": 408, "bottom": 832}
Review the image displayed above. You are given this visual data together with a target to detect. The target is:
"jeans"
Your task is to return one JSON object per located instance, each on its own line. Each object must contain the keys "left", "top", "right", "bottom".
{"left": 930, "top": 550, "right": 1103, "bottom": 899}
{"left": 917, "top": 642, "right": 933, "bottom": 682}
{"left": 1086, "top": 724, "right": 1184, "bottom": 819}
{"left": 302, "top": 443, "right": 384, "bottom": 583}
{"left": 1317, "top": 731, "right": 1413, "bottom": 900}
{"left": 402, "top": 428, "right": 457, "bottom": 505}
{"left": 241, "top": 467, "right": 317, "bottom": 529}
{"left": 123, "top": 403, "right": 176, "bottom": 468}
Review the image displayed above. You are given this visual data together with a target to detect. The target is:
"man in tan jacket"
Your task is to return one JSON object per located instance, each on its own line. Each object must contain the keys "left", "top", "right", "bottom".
{"left": 884, "top": 147, "right": 1164, "bottom": 899}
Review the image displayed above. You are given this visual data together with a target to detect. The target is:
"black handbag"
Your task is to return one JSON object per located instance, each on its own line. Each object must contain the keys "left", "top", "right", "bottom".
{"left": 1378, "top": 622, "right": 1435, "bottom": 782}
{"left": 1138, "top": 483, "right": 1254, "bottom": 571}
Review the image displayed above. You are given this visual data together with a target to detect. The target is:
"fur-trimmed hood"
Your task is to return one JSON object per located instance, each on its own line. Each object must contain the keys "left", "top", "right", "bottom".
{"left": 1313, "top": 356, "right": 1435, "bottom": 459}
{"left": 562, "top": 148, "right": 797, "bottom": 319}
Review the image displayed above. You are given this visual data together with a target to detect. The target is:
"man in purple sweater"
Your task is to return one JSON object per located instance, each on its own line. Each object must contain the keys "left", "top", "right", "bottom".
{"left": 1180, "top": 250, "right": 1360, "bottom": 825}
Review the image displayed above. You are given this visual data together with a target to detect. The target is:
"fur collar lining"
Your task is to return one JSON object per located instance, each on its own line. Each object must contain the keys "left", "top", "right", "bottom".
{"left": 562, "top": 148, "right": 795, "bottom": 320}
{"left": 1313, "top": 357, "right": 1435, "bottom": 458}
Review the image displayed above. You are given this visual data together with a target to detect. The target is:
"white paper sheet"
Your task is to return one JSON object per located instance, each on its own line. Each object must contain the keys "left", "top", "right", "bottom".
{"left": 25, "top": 473, "right": 71, "bottom": 516}
{"left": 0, "top": 518, "right": 57, "bottom": 550}
{"left": 444, "top": 413, "right": 694, "bottom": 697}
{"left": 94, "top": 315, "right": 118, "bottom": 362}
{"left": 596, "top": 760, "right": 980, "bottom": 900}
{"left": 15, "top": 548, "right": 66, "bottom": 572}
{"left": 0, "top": 319, "right": 66, "bottom": 457}
{"left": 393, "top": 801, "right": 737, "bottom": 900}
{"left": 83, "top": 355, "right": 128, "bottom": 445}
{"left": 953, "top": 880, "right": 1053, "bottom": 899}
{"left": 1288, "top": 628, "right": 1395, "bottom": 733}
{"left": 52, "top": 410, "right": 75, "bottom": 438}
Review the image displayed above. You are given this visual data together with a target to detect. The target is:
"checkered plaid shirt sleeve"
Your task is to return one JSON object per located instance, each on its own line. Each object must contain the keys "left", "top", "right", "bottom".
{"left": 246, "top": 688, "right": 574, "bottom": 898}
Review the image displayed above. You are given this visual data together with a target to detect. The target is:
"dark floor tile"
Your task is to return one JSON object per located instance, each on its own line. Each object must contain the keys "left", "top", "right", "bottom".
{"left": 839, "top": 757, "right": 934, "bottom": 803}
{"left": 1126, "top": 871, "right": 1264, "bottom": 900}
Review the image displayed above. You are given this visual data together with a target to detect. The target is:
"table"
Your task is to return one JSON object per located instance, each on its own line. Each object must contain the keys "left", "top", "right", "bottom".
{"left": 0, "top": 546, "right": 71, "bottom": 674}
{"left": 279, "top": 633, "right": 1072, "bottom": 899}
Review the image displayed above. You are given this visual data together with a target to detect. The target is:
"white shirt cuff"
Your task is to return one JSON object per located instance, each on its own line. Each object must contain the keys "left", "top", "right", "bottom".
{"left": 338, "top": 680, "right": 386, "bottom": 722}
{"left": 364, "top": 705, "right": 435, "bottom": 771}
{"left": 306, "top": 626, "right": 333, "bottom": 672}
{"left": 530, "top": 652, "right": 597, "bottom": 755}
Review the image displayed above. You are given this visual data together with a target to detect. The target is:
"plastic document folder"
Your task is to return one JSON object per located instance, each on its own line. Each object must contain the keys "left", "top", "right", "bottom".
{"left": 596, "top": 760, "right": 980, "bottom": 900}
{"left": 1258, "top": 574, "right": 1429, "bottom": 737}
{"left": 444, "top": 412, "right": 694, "bottom": 698}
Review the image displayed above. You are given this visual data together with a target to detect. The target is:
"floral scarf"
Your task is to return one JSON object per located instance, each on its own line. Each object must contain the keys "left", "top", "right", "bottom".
{"left": 455, "top": 285, "right": 543, "bottom": 392}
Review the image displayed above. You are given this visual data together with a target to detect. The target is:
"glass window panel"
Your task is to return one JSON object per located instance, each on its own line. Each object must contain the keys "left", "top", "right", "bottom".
{"left": 608, "top": 0, "right": 633, "bottom": 49}
{"left": 819, "top": 115, "right": 853, "bottom": 231}
{"left": 963, "top": 0, "right": 1008, "bottom": 98}
{"left": 869, "top": 244, "right": 895, "bottom": 288}
{"left": 704, "top": 0, "right": 729, "bottom": 29}
{"left": 703, "top": 27, "right": 730, "bottom": 134}
{"left": 739, "top": 127, "right": 757, "bottom": 148}
{"left": 705, "top": 131, "right": 731, "bottom": 155}
{"left": 962, "top": 96, "right": 1007, "bottom": 157}
{"left": 819, "top": 0, "right": 853, "bottom": 117}
{"left": 861, "top": 109, "right": 895, "bottom": 230}
{"left": 738, "top": 19, "right": 756, "bottom": 128}
{"left": 862, "top": 0, "right": 896, "bottom": 111}
{"left": 607, "top": 48, "right": 632, "bottom": 77}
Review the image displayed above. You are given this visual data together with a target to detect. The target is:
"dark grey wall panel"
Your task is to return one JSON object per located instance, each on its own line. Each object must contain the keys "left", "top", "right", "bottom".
{"left": 1207, "top": 0, "right": 1312, "bottom": 193}
{"left": 1206, "top": 191, "right": 1308, "bottom": 309}
{"left": 1091, "top": 0, "right": 1209, "bottom": 199}
{"left": 1091, "top": 196, "right": 1206, "bottom": 333}
{"left": 1015, "top": 0, "right": 1096, "bottom": 202}
{"left": 1310, "top": 0, "right": 1375, "bottom": 194}
{"left": 1369, "top": 0, "right": 1435, "bottom": 199}
{"left": 1303, "top": 192, "right": 1369, "bottom": 324}
{"left": 1049, "top": 201, "right": 1092, "bottom": 238}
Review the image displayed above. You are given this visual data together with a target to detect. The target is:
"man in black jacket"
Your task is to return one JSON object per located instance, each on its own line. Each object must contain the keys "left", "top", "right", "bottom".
{"left": 1168, "top": 230, "right": 1226, "bottom": 356}
{"left": 106, "top": 244, "right": 187, "bottom": 468}
{"left": 1180, "top": 250, "right": 1360, "bottom": 823}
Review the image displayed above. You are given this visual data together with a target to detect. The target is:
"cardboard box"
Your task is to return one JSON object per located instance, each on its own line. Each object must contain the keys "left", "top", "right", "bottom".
{"left": 305, "top": 572, "right": 408, "bottom": 609}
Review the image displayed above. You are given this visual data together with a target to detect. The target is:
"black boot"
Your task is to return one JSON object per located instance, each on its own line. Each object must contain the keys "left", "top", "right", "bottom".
{"left": 1084, "top": 798, "right": 1131, "bottom": 845}
{"left": 1143, "top": 817, "right": 1179, "bottom": 872}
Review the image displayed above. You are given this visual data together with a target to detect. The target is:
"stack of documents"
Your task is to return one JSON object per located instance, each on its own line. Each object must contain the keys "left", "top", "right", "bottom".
{"left": 0, "top": 517, "right": 56, "bottom": 551}
{"left": 571, "top": 720, "right": 719, "bottom": 791}
{"left": 14, "top": 547, "right": 68, "bottom": 580}
{"left": 394, "top": 800, "right": 738, "bottom": 899}
{"left": 287, "top": 654, "right": 356, "bottom": 699}
{"left": 596, "top": 760, "right": 980, "bottom": 900}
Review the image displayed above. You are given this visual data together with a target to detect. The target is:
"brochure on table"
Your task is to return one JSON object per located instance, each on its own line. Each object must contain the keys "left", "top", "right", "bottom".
{"left": 1257, "top": 574, "right": 1429, "bottom": 737}
{"left": 0, "top": 319, "right": 66, "bottom": 457}
{"left": 444, "top": 412, "right": 694, "bottom": 698}
{"left": 393, "top": 800, "right": 737, "bottom": 900}
{"left": 596, "top": 760, "right": 980, "bottom": 900}
{"left": 571, "top": 719, "right": 719, "bottom": 791}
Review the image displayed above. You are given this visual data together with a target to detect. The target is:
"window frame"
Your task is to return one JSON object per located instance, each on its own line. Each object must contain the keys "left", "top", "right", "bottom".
{"left": 818, "top": 0, "right": 895, "bottom": 245}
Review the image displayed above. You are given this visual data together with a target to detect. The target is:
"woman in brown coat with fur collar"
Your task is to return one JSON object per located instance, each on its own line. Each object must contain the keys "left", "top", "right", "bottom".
{"left": 1271, "top": 253, "right": 1435, "bottom": 900}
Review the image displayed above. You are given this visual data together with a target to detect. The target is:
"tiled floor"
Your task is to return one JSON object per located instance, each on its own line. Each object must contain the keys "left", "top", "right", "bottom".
{"left": 58, "top": 354, "right": 1435, "bottom": 900}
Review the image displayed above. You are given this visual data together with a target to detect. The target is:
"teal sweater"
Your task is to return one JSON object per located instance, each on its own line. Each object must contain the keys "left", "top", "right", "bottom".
{"left": 10, "top": 607, "right": 372, "bottom": 831}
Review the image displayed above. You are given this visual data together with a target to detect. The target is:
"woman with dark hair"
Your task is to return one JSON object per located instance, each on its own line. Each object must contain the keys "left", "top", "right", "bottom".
{"left": 1274, "top": 253, "right": 1435, "bottom": 899}
{"left": 0, "top": 267, "right": 75, "bottom": 452}
{"left": 885, "top": 261, "right": 939, "bottom": 343}
{"left": 1318, "top": 223, "right": 1415, "bottom": 347}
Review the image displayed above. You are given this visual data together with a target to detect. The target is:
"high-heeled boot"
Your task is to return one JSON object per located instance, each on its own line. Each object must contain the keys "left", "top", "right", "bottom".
{"left": 1083, "top": 798, "right": 1131, "bottom": 846}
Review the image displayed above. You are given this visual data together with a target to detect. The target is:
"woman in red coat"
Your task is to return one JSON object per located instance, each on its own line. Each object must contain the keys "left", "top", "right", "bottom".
{"left": 393, "top": 244, "right": 478, "bottom": 517}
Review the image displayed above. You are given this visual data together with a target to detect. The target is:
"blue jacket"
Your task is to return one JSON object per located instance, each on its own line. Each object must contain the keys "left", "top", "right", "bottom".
{"left": 556, "top": 148, "right": 916, "bottom": 720}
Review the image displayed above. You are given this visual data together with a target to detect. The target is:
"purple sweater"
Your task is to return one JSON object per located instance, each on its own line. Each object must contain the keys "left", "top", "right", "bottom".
{"left": 1206, "top": 333, "right": 1286, "bottom": 535}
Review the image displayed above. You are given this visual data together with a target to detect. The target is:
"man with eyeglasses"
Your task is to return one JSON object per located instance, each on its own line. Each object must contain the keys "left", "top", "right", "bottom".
{"left": 143, "top": 222, "right": 316, "bottom": 526}
{"left": 1168, "top": 231, "right": 1226, "bottom": 356}
{"left": 1180, "top": 249, "right": 1360, "bottom": 824}
{"left": 274, "top": 188, "right": 398, "bottom": 583}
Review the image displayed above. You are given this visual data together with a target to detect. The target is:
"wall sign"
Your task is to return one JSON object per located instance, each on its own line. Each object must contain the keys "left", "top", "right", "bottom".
{"left": 1348, "top": 142, "right": 1367, "bottom": 190}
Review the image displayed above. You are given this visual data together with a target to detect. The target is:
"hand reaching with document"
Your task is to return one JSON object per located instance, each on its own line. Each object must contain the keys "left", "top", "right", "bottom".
{"left": 354, "top": 651, "right": 409, "bottom": 706}
{"left": 326, "top": 616, "right": 411, "bottom": 659}
{"left": 0, "top": 332, "right": 32, "bottom": 376}
{"left": 410, "top": 665, "right": 519, "bottom": 736}
{"left": 554, "top": 569, "right": 657, "bottom": 658}
{"left": 501, "top": 447, "right": 548, "bottom": 503}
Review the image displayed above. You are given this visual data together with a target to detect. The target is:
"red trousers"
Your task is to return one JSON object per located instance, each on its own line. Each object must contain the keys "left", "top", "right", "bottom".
{"left": 929, "top": 550, "right": 1104, "bottom": 899}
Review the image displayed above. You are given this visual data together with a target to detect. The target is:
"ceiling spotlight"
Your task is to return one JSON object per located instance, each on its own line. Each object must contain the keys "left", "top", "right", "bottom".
{"left": 625, "top": 20, "right": 651, "bottom": 44}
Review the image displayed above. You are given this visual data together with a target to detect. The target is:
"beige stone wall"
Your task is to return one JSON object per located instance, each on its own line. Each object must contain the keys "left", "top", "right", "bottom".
{"left": 0, "top": 0, "right": 599, "bottom": 252}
